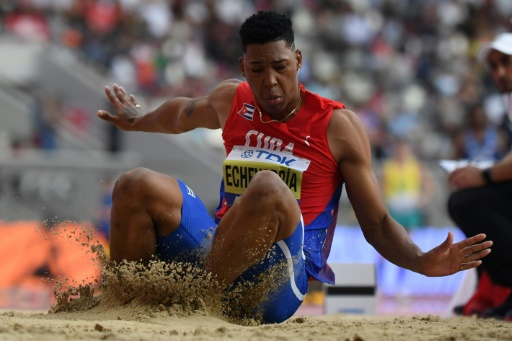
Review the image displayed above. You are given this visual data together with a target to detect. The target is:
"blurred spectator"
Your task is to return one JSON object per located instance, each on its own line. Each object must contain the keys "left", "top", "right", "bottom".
{"left": 31, "top": 89, "right": 61, "bottom": 150}
{"left": 83, "top": 0, "right": 122, "bottom": 35}
{"left": 354, "top": 101, "right": 388, "bottom": 160}
{"left": 380, "top": 138, "right": 435, "bottom": 230}
{"left": 452, "top": 102, "right": 508, "bottom": 161}
{"left": 3, "top": 1, "right": 51, "bottom": 42}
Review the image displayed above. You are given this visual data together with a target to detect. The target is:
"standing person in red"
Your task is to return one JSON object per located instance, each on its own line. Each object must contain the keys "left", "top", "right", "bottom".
{"left": 97, "top": 11, "right": 492, "bottom": 324}
{"left": 448, "top": 32, "right": 512, "bottom": 320}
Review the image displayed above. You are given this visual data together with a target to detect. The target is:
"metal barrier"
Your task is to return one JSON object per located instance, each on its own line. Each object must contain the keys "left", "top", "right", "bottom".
{"left": 0, "top": 149, "right": 138, "bottom": 222}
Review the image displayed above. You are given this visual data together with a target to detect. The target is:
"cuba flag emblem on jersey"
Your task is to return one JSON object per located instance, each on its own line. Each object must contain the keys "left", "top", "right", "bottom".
{"left": 238, "top": 103, "right": 255, "bottom": 121}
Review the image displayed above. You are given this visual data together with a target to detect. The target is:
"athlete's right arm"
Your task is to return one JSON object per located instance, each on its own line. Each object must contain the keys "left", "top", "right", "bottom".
{"left": 97, "top": 79, "right": 241, "bottom": 134}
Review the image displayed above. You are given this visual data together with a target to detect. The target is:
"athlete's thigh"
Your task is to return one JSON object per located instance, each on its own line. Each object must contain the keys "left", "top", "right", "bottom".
{"left": 156, "top": 180, "right": 218, "bottom": 264}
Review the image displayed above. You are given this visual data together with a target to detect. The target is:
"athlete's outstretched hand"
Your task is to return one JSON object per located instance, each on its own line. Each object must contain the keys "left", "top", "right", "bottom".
{"left": 420, "top": 232, "right": 492, "bottom": 277}
{"left": 97, "top": 84, "right": 143, "bottom": 131}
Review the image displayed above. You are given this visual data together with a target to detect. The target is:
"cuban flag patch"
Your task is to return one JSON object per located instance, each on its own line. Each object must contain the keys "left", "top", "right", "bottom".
{"left": 238, "top": 103, "right": 255, "bottom": 121}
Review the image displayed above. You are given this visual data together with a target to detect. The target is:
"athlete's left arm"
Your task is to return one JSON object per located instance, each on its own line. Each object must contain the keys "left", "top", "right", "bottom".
{"left": 327, "top": 108, "right": 492, "bottom": 276}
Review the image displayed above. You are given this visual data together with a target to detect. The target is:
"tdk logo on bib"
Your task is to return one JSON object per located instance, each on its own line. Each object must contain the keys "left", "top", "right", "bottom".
{"left": 241, "top": 150, "right": 254, "bottom": 158}
{"left": 240, "top": 149, "right": 298, "bottom": 167}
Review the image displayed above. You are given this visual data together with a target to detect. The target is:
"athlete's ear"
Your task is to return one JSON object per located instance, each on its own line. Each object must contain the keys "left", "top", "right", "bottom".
{"left": 295, "top": 49, "right": 302, "bottom": 71}
{"left": 239, "top": 57, "right": 246, "bottom": 78}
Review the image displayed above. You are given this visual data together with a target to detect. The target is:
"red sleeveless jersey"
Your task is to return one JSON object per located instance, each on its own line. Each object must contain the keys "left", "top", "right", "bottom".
{"left": 215, "top": 82, "right": 346, "bottom": 283}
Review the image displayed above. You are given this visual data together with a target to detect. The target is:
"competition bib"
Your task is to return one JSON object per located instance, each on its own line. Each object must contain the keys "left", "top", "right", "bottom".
{"left": 223, "top": 146, "right": 311, "bottom": 200}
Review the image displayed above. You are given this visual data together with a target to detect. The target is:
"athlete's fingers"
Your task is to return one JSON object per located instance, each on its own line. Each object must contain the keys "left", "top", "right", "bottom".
{"left": 104, "top": 86, "right": 122, "bottom": 107}
{"left": 457, "top": 233, "right": 488, "bottom": 250}
{"left": 464, "top": 248, "right": 491, "bottom": 263}
{"left": 97, "top": 109, "right": 115, "bottom": 121}
{"left": 113, "top": 84, "right": 128, "bottom": 104}
{"left": 130, "top": 94, "right": 139, "bottom": 107}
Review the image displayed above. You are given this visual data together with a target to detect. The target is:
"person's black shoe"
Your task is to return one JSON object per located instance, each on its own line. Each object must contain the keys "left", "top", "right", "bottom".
{"left": 482, "top": 293, "right": 512, "bottom": 319}
{"left": 505, "top": 308, "right": 512, "bottom": 322}
{"left": 453, "top": 304, "right": 465, "bottom": 316}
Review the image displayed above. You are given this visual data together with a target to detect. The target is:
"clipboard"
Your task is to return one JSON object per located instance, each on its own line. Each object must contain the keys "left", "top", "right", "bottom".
{"left": 438, "top": 159, "right": 494, "bottom": 173}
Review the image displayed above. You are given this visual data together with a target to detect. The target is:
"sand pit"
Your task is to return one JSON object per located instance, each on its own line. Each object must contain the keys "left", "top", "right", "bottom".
{"left": 1, "top": 308, "right": 512, "bottom": 340}
{"left": 2, "top": 259, "right": 511, "bottom": 341}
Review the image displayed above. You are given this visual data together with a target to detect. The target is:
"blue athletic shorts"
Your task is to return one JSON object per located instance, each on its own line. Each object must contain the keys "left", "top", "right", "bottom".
{"left": 156, "top": 180, "right": 308, "bottom": 323}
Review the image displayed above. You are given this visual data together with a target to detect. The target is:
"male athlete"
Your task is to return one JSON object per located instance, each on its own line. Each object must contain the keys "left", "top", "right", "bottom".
{"left": 98, "top": 11, "right": 492, "bottom": 323}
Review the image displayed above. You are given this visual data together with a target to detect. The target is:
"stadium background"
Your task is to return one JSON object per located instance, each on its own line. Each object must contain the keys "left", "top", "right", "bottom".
{"left": 0, "top": 0, "right": 511, "bottom": 315}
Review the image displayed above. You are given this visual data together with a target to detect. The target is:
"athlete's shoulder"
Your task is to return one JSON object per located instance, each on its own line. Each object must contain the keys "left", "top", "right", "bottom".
{"left": 209, "top": 79, "right": 243, "bottom": 114}
{"left": 211, "top": 79, "right": 243, "bottom": 97}
{"left": 327, "top": 107, "right": 371, "bottom": 162}
{"left": 330, "top": 108, "right": 362, "bottom": 132}
{"left": 220, "top": 78, "right": 243, "bottom": 87}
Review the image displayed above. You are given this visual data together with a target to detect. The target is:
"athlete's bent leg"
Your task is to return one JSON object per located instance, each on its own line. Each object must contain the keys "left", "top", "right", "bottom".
{"left": 205, "top": 170, "right": 301, "bottom": 288}
{"left": 109, "top": 167, "right": 183, "bottom": 263}
{"left": 229, "top": 216, "right": 308, "bottom": 323}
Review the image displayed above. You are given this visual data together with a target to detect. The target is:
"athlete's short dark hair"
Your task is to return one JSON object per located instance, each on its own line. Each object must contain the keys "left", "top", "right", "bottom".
{"left": 239, "top": 11, "right": 295, "bottom": 52}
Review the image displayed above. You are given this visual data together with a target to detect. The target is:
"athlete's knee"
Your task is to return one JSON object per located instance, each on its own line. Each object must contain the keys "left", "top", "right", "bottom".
{"left": 246, "top": 170, "right": 299, "bottom": 238}
{"left": 247, "top": 170, "right": 293, "bottom": 204}
{"left": 113, "top": 167, "right": 151, "bottom": 199}
{"left": 113, "top": 167, "right": 177, "bottom": 203}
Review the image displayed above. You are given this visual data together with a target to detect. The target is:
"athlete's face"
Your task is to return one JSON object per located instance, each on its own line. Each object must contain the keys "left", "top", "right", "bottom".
{"left": 240, "top": 40, "right": 302, "bottom": 118}
{"left": 488, "top": 49, "right": 512, "bottom": 93}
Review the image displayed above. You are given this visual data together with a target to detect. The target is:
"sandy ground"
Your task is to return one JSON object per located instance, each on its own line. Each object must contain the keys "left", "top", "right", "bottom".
{"left": 1, "top": 307, "right": 512, "bottom": 341}
{"left": 1, "top": 236, "right": 511, "bottom": 341}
